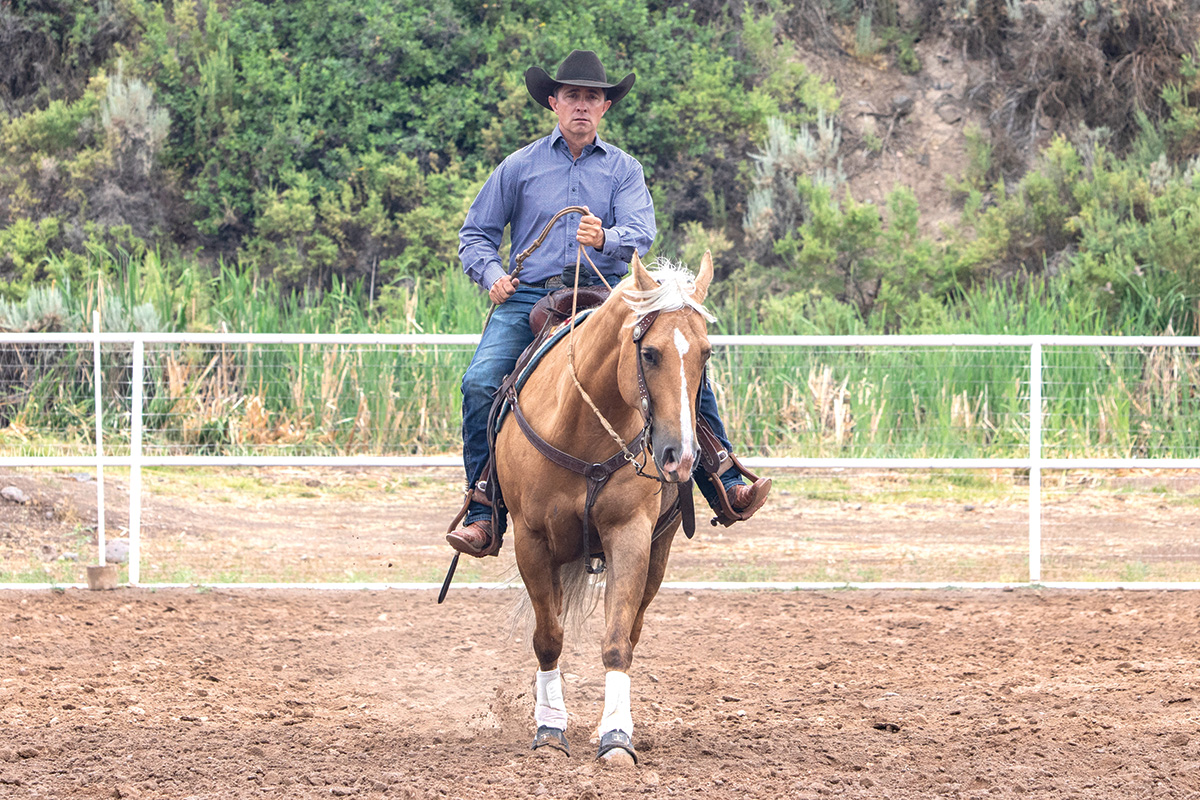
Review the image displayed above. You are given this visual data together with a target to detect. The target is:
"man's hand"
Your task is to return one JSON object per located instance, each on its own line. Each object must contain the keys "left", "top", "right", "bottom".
{"left": 577, "top": 208, "right": 606, "bottom": 251}
{"left": 489, "top": 274, "right": 520, "bottom": 304}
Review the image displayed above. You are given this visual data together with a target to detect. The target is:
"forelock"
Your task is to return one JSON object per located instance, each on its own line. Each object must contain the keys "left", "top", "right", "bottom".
{"left": 620, "top": 258, "right": 716, "bottom": 323}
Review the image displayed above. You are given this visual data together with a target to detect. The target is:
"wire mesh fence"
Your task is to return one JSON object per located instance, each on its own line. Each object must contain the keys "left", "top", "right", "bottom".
{"left": 4, "top": 332, "right": 1200, "bottom": 587}
{"left": 7, "top": 336, "right": 1200, "bottom": 460}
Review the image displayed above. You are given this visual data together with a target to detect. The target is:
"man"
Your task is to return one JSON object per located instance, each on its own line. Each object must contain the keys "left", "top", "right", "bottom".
{"left": 447, "top": 49, "right": 770, "bottom": 557}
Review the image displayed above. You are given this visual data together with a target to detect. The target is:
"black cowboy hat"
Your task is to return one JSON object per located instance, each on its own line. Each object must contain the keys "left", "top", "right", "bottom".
{"left": 524, "top": 49, "right": 636, "bottom": 110}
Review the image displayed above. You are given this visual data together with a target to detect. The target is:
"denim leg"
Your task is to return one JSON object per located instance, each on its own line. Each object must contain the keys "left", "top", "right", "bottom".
{"left": 461, "top": 289, "right": 545, "bottom": 523}
{"left": 696, "top": 374, "right": 744, "bottom": 495}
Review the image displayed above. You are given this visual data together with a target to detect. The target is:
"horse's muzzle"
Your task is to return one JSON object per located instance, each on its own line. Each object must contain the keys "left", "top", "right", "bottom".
{"left": 656, "top": 446, "right": 696, "bottom": 483}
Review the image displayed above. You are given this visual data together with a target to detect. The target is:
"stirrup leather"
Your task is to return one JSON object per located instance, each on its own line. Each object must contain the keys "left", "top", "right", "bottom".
{"left": 696, "top": 417, "right": 764, "bottom": 527}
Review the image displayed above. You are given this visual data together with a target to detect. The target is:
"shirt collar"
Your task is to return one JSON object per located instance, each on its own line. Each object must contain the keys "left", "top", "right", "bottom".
{"left": 550, "top": 124, "right": 608, "bottom": 157}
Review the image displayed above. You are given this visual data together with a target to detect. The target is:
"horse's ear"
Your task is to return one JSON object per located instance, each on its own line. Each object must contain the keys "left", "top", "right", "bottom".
{"left": 692, "top": 250, "right": 714, "bottom": 304}
{"left": 632, "top": 251, "right": 657, "bottom": 292}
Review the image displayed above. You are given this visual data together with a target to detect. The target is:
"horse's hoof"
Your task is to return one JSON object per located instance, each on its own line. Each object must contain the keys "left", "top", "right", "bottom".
{"left": 531, "top": 725, "right": 570, "bottom": 755}
{"left": 597, "top": 729, "right": 637, "bottom": 765}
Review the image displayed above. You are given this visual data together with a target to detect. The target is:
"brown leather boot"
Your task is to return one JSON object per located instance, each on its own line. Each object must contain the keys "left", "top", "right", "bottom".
{"left": 446, "top": 518, "right": 500, "bottom": 557}
{"left": 728, "top": 477, "right": 772, "bottom": 519}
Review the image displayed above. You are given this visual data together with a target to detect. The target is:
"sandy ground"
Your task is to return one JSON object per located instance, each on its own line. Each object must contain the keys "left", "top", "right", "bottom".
{"left": 3, "top": 468, "right": 1200, "bottom": 797}
{"left": 2, "top": 587, "right": 1200, "bottom": 799}
{"left": 4, "top": 466, "right": 1200, "bottom": 586}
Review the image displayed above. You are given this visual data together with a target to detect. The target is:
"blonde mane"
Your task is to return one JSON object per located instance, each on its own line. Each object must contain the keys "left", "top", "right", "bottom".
{"left": 619, "top": 258, "right": 716, "bottom": 323}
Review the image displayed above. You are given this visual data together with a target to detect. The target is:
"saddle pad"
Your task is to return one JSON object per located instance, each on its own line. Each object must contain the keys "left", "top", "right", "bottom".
{"left": 492, "top": 307, "right": 598, "bottom": 435}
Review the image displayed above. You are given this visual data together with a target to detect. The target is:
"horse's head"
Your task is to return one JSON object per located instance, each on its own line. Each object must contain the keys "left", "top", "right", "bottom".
{"left": 617, "top": 251, "right": 716, "bottom": 484}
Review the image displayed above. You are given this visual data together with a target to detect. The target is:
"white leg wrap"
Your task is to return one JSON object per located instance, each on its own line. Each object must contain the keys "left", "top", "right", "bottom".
{"left": 597, "top": 670, "right": 633, "bottom": 737}
{"left": 534, "top": 669, "right": 569, "bottom": 730}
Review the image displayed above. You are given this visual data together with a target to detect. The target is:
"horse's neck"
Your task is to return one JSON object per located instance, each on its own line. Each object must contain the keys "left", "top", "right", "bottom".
{"left": 554, "top": 298, "right": 638, "bottom": 427}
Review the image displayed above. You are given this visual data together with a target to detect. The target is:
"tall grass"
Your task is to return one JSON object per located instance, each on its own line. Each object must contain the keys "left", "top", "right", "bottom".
{"left": 3, "top": 257, "right": 1199, "bottom": 459}
{"left": 707, "top": 274, "right": 1200, "bottom": 459}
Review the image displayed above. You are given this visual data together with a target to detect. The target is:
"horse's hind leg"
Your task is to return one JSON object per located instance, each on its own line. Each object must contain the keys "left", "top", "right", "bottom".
{"left": 516, "top": 532, "right": 570, "bottom": 755}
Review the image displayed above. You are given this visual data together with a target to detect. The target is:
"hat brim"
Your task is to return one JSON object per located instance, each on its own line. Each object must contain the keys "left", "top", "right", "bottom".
{"left": 524, "top": 66, "right": 635, "bottom": 110}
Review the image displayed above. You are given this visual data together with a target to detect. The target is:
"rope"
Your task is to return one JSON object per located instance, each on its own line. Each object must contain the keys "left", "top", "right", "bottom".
{"left": 566, "top": 247, "right": 642, "bottom": 466}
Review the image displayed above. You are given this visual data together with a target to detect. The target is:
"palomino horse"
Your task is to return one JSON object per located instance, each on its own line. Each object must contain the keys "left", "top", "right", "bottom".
{"left": 494, "top": 250, "right": 716, "bottom": 764}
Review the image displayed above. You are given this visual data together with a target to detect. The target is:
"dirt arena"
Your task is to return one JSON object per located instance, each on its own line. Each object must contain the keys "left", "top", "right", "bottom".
{"left": 3, "top": 585, "right": 1200, "bottom": 799}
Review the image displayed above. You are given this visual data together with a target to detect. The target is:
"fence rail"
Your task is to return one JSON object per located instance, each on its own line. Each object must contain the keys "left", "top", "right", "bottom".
{"left": 5, "top": 324, "right": 1200, "bottom": 589}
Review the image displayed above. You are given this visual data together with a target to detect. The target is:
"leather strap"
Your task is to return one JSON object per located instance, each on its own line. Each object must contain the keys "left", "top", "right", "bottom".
{"left": 630, "top": 310, "right": 660, "bottom": 427}
{"left": 679, "top": 479, "right": 696, "bottom": 539}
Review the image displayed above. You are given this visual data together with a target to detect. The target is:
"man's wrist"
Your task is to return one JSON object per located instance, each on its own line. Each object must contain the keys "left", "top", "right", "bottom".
{"left": 600, "top": 227, "right": 619, "bottom": 257}
{"left": 482, "top": 264, "right": 507, "bottom": 292}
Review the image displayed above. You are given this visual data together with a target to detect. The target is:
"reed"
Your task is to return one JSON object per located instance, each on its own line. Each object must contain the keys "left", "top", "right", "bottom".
{"left": 3, "top": 258, "right": 1199, "bottom": 460}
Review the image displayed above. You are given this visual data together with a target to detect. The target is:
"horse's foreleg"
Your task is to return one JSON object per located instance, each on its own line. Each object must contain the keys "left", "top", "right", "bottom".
{"left": 596, "top": 523, "right": 652, "bottom": 762}
{"left": 630, "top": 526, "right": 677, "bottom": 650}
{"left": 516, "top": 531, "right": 570, "bottom": 754}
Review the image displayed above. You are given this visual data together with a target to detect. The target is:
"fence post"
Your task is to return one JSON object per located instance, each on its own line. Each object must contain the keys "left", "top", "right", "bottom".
{"left": 93, "top": 312, "right": 105, "bottom": 567}
{"left": 129, "top": 339, "right": 144, "bottom": 585}
{"left": 1029, "top": 342, "right": 1042, "bottom": 583}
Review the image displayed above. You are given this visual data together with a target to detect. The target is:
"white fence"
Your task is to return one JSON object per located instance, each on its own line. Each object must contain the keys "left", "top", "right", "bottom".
{"left": 4, "top": 326, "right": 1200, "bottom": 589}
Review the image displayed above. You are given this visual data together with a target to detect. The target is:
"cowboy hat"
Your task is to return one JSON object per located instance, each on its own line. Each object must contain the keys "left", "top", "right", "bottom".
{"left": 524, "top": 49, "right": 636, "bottom": 110}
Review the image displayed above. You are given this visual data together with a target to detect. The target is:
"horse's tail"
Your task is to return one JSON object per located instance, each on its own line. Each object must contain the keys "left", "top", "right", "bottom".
{"left": 510, "top": 554, "right": 602, "bottom": 643}
{"left": 559, "top": 555, "right": 601, "bottom": 634}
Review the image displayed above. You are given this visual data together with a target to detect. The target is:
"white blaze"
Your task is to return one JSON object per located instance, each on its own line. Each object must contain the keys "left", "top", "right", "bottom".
{"left": 598, "top": 670, "right": 633, "bottom": 736}
{"left": 674, "top": 328, "right": 694, "bottom": 458}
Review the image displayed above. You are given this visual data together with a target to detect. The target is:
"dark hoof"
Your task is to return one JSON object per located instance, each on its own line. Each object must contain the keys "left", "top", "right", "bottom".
{"left": 597, "top": 729, "right": 637, "bottom": 764}
{"left": 531, "top": 725, "right": 570, "bottom": 755}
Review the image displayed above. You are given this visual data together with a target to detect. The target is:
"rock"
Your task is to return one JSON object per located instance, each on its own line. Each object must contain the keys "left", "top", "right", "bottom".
{"left": 891, "top": 94, "right": 914, "bottom": 116}
{"left": 114, "top": 784, "right": 141, "bottom": 799}
{"left": 39, "top": 544, "right": 58, "bottom": 562}
{"left": 16, "top": 747, "right": 39, "bottom": 759}
{"left": 1, "top": 486, "right": 29, "bottom": 504}
{"left": 0, "top": 749, "right": 16, "bottom": 762}
{"left": 936, "top": 100, "right": 962, "bottom": 124}
{"left": 105, "top": 539, "right": 131, "bottom": 564}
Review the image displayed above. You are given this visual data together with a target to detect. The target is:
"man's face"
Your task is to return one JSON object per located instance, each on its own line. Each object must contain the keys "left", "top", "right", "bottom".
{"left": 547, "top": 84, "right": 612, "bottom": 142}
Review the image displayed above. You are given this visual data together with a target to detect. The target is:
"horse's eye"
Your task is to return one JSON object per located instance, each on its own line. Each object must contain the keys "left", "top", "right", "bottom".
{"left": 641, "top": 347, "right": 660, "bottom": 367}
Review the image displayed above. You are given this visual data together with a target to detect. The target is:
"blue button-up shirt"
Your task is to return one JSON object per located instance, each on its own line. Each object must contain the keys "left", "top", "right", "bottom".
{"left": 459, "top": 125, "right": 656, "bottom": 290}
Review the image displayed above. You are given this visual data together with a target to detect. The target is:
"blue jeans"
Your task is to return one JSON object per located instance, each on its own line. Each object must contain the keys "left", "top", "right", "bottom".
{"left": 461, "top": 286, "right": 738, "bottom": 524}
